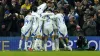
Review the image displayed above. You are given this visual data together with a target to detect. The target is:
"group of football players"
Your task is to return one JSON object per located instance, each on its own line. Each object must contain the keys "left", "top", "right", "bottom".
{"left": 18, "top": 0, "right": 72, "bottom": 51}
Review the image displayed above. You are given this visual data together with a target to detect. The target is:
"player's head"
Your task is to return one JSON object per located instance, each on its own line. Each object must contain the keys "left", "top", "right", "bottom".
{"left": 24, "top": 10, "right": 31, "bottom": 16}
{"left": 46, "top": 0, "right": 54, "bottom": 7}
{"left": 54, "top": 8, "right": 59, "bottom": 14}
{"left": 58, "top": 7, "right": 64, "bottom": 13}
{"left": 31, "top": 6, "right": 37, "bottom": 12}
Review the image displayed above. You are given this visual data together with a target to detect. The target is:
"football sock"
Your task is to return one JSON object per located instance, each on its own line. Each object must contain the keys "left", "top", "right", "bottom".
{"left": 18, "top": 39, "right": 22, "bottom": 49}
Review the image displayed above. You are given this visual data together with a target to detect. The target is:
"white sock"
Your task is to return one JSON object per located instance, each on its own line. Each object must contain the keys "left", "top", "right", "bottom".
{"left": 52, "top": 41, "right": 55, "bottom": 51}
{"left": 64, "top": 44, "right": 67, "bottom": 48}
{"left": 18, "top": 40, "right": 22, "bottom": 49}
{"left": 24, "top": 41, "right": 28, "bottom": 50}
{"left": 44, "top": 41, "right": 47, "bottom": 51}
{"left": 67, "top": 46, "right": 72, "bottom": 51}
{"left": 39, "top": 39, "right": 42, "bottom": 50}
{"left": 34, "top": 39, "right": 38, "bottom": 50}
{"left": 55, "top": 38, "right": 59, "bottom": 51}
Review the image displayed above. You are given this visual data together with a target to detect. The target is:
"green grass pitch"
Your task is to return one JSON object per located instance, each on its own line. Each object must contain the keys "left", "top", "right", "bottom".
{"left": 0, "top": 51, "right": 100, "bottom": 56}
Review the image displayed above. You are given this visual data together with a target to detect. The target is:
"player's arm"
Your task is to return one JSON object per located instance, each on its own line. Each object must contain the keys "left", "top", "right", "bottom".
{"left": 42, "top": 13, "right": 54, "bottom": 17}
{"left": 35, "top": 14, "right": 46, "bottom": 21}
{"left": 54, "top": 15, "right": 59, "bottom": 27}
{"left": 37, "top": 3, "right": 47, "bottom": 14}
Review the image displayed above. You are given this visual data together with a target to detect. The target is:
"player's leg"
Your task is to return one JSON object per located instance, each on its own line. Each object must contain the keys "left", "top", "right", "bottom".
{"left": 64, "top": 37, "right": 72, "bottom": 51}
{"left": 42, "top": 36, "right": 45, "bottom": 50}
{"left": 18, "top": 35, "right": 24, "bottom": 50}
{"left": 55, "top": 37, "right": 59, "bottom": 51}
{"left": 64, "top": 33, "right": 72, "bottom": 51}
{"left": 49, "top": 27, "right": 55, "bottom": 51}
{"left": 24, "top": 36, "right": 29, "bottom": 51}
{"left": 50, "top": 30, "right": 55, "bottom": 51}
{"left": 34, "top": 26, "right": 42, "bottom": 51}
{"left": 31, "top": 27, "right": 38, "bottom": 51}
{"left": 54, "top": 30, "right": 59, "bottom": 51}
{"left": 43, "top": 28, "right": 48, "bottom": 51}
{"left": 18, "top": 27, "right": 25, "bottom": 50}
{"left": 58, "top": 31, "right": 67, "bottom": 49}
{"left": 44, "top": 35, "right": 48, "bottom": 51}
{"left": 34, "top": 36, "right": 39, "bottom": 51}
{"left": 52, "top": 35, "right": 56, "bottom": 51}
{"left": 36, "top": 35, "right": 42, "bottom": 51}
{"left": 37, "top": 30, "right": 43, "bottom": 51}
{"left": 62, "top": 27, "right": 72, "bottom": 51}
{"left": 31, "top": 36, "right": 36, "bottom": 51}
{"left": 53, "top": 29, "right": 59, "bottom": 51}
{"left": 48, "top": 25, "right": 56, "bottom": 51}
{"left": 24, "top": 29, "right": 31, "bottom": 51}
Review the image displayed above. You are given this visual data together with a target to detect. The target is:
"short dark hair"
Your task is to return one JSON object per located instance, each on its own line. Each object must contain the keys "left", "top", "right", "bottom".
{"left": 31, "top": 6, "right": 37, "bottom": 12}
{"left": 24, "top": 10, "right": 31, "bottom": 16}
{"left": 58, "top": 7, "right": 64, "bottom": 12}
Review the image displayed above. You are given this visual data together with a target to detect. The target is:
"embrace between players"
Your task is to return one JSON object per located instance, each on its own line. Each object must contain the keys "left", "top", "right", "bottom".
{"left": 18, "top": 2, "right": 72, "bottom": 51}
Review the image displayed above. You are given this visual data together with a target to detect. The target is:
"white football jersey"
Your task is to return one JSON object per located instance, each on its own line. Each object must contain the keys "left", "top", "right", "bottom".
{"left": 42, "top": 12, "right": 55, "bottom": 26}
{"left": 21, "top": 15, "right": 33, "bottom": 37}
{"left": 37, "top": 3, "right": 47, "bottom": 14}
{"left": 31, "top": 11, "right": 43, "bottom": 28}
{"left": 55, "top": 13, "right": 66, "bottom": 26}
{"left": 24, "top": 15, "right": 33, "bottom": 27}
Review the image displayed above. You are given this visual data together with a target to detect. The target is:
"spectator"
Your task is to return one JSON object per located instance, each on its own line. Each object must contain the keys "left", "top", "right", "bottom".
{"left": 0, "top": 0, "right": 5, "bottom": 34}
{"left": 18, "top": 0, "right": 25, "bottom": 5}
{"left": 8, "top": 14, "right": 19, "bottom": 36}
{"left": 32, "top": 0, "right": 39, "bottom": 6}
{"left": 75, "top": 25, "right": 84, "bottom": 36}
{"left": 63, "top": 3, "right": 70, "bottom": 15}
{"left": 75, "top": 1, "right": 82, "bottom": 10}
{"left": 8, "top": 0, "right": 21, "bottom": 14}
{"left": 75, "top": 5, "right": 84, "bottom": 28}
{"left": 1, "top": 22, "right": 7, "bottom": 36}
{"left": 20, "top": 0, "right": 32, "bottom": 15}
{"left": 0, "top": 9, "right": 12, "bottom": 36}
{"left": 84, "top": 5, "right": 96, "bottom": 22}
{"left": 76, "top": 36, "right": 88, "bottom": 50}
{"left": 0, "top": 0, "right": 99, "bottom": 36}
{"left": 93, "top": 0, "right": 100, "bottom": 11}
{"left": 67, "top": 0, "right": 75, "bottom": 7}
{"left": 82, "top": 15, "right": 97, "bottom": 36}
{"left": 68, "top": 7, "right": 79, "bottom": 21}
{"left": 17, "top": 14, "right": 24, "bottom": 35}
{"left": 67, "top": 16, "right": 78, "bottom": 36}
{"left": 45, "top": 0, "right": 57, "bottom": 11}
{"left": 82, "top": 0, "right": 91, "bottom": 11}
{"left": 57, "top": 0, "right": 68, "bottom": 7}
{"left": 96, "top": 9, "right": 100, "bottom": 36}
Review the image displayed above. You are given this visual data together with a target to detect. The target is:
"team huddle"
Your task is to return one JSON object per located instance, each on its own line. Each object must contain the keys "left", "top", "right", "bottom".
{"left": 18, "top": 3, "right": 72, "bottom": 51}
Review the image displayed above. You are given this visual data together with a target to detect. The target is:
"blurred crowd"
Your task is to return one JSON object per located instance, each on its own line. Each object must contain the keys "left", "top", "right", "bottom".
{"left": 0, "top": 0, "right": 100, "bottom": 36}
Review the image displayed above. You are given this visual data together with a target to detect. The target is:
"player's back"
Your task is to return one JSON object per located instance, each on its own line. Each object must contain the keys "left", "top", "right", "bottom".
{"left": 31, "top": 11, "right": 42, "bottom": 26}
{"left": 43, "top": 12, "right": 55, "bottom": 26}
{"left": 31, "top": 12, "right": 38, "bottom": 25}
{"left": 24, "top": 15, "right": 33, "bottom": 27}
{"left": 56, "top": 13, "right": 65, "bottom": 26}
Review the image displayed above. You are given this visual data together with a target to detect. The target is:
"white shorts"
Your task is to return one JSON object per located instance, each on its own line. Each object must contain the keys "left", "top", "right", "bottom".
{"left": 58, "top": 25, "right": 68, "bottom": 38}
{"left": 21, "top": 26, "right": 31, "bottom": 37}
{"left": 31, "top": 25, "right": 42, "bottom": 37}
{"left": 43, "top": 24, "right": 54, "bottom": 37}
